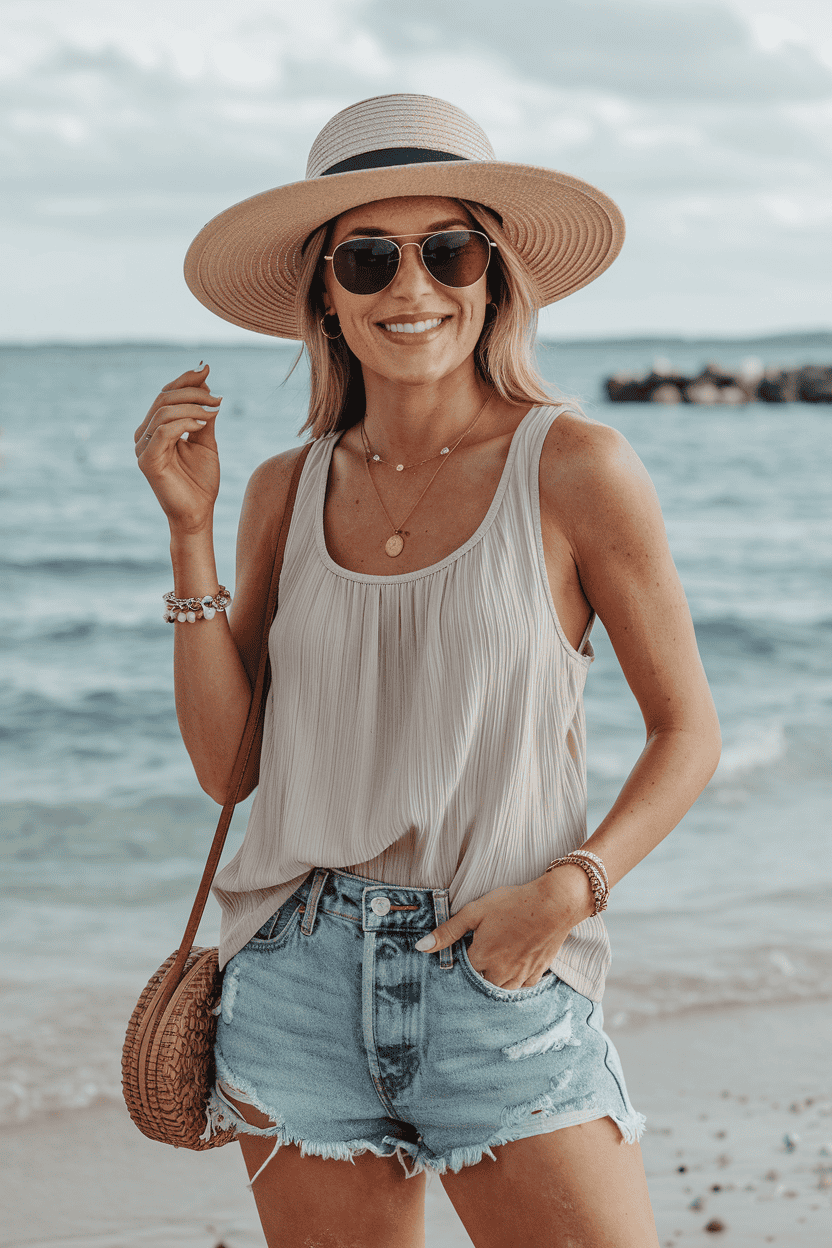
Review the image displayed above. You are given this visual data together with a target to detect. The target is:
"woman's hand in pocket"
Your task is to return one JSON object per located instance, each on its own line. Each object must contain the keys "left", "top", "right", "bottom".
{"left": 135, "top": 362, "right": 222, "bottom": 535}
{"left": 415, "top": 870, "right": 594, "bottom": 990}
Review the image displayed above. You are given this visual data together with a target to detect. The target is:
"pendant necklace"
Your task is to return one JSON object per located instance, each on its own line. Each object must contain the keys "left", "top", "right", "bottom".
{"left": 360, "top": 391, "right": 493, "bottom": 558}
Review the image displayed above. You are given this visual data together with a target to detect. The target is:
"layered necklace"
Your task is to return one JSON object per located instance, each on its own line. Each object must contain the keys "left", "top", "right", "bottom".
{"left": 360, "top": 391, "right": 493, "bottom": 558}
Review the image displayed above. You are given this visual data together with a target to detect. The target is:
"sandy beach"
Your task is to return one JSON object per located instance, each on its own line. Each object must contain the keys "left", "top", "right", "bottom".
{"left": 3, "top": 999, "right": 830, "bottom": 1247}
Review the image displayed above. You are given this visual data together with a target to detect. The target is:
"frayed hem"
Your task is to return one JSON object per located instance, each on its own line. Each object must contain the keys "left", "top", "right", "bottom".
{"left": 203, "top": 1087, "right": 282, "bottom": 1140}
{"left": 395, "top": 1109, "right": 649, "bottom": 1179}
{"left": 203, "top": 1096, "right": 647, "bottom": 1187}
{"left": 611, "top": 1109, "right": 647, "bottom": 1144}
{"left": 246, "top": 1130, "right": 415, "bottom": 1184}
{"left": 204, "top": 1082, "right": 416, "bottom": 1185}
{"left": 394, "top": 1135, "right": 502, "bottom": 1178}
{"left": 210, "top": 1055, "right": 288, "bottom": 1135}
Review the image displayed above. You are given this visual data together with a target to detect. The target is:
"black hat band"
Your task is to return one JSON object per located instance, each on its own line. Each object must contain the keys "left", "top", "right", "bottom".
{"left": 322, "top": 147, "right": 468, "bottom": 176}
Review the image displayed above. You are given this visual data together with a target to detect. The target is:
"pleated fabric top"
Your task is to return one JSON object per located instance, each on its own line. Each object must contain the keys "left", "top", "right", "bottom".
{"left": 213, "top": 403, "right": 612, "bottom": 1000}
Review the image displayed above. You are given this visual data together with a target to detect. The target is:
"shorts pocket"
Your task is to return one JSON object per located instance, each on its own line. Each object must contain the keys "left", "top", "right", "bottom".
{"left": 246, "top": 895, "right": 304, "bottom": 951}
{"left": 457, "top": 932, "right": 559, "bottom": 1001}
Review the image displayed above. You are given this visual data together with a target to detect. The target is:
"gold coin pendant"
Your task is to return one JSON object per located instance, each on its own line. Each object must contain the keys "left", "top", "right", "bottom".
{"left": 385, "top": 533, "right": 404, "bottom": 557}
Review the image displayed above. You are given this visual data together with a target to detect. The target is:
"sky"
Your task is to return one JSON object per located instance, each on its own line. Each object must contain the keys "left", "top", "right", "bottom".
{"left": 2, "top": 0, "right": 831, "bottom": 341}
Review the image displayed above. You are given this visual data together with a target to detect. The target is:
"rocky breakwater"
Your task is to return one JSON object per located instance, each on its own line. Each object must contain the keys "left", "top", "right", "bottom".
{"left": 606, "top": 360, "right": 832, "bottom": 404}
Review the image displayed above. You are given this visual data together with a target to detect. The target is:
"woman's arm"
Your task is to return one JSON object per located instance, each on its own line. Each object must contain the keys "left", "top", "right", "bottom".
{"left": 170, "top": 453, "right": 302, "bottom": 802}
{"left": 135, "top": 365, "right": 302, "bottom": 803}
{"left": 416, "top": 417, "right": 721, "bottom": 986}
{"left": 546, "top": 416, "right": 721, "bottom": 897}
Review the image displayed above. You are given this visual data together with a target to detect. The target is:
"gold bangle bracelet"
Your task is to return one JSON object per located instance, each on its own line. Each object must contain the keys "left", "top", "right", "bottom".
{"left": 546, "top": 854, "right": 609, "bottom": 914}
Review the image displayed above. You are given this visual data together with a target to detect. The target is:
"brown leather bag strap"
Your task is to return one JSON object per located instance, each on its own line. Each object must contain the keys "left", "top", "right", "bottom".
{"left": 162, "top": 443, "right": 313, "bottom": 996}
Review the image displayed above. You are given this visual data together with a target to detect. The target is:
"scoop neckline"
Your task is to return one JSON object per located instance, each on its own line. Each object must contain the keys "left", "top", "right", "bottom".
{"left": 314, "top": 404, "right": 547, "bottom": 584}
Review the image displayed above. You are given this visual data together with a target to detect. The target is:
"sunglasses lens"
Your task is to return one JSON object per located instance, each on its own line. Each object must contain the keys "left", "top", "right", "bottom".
{"left": 331, "top": 231, "right": 492, "bottom": 294}
{"left": 422, "top": 231, "right": 491, "bottom": 288}
{"left": 332, "top": 238, "right": 399, "bottom": 294}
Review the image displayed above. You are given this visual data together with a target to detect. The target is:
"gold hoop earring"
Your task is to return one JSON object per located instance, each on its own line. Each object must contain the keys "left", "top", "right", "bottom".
{"left": 320, "top": 314, "right": 342, "bottom": 340}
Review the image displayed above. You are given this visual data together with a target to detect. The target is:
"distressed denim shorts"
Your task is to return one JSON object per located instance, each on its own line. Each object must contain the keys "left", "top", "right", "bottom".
{"left": 205, "top": 867, "right": 645, "bottom": 1182}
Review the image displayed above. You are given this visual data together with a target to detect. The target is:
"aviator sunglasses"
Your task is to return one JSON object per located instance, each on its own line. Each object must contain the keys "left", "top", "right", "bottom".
{"left": 324, "top": 230, "right": 496, "bottom": 296}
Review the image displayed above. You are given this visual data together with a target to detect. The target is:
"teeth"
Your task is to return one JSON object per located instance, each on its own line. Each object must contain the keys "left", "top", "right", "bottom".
{"left": 383, "top": 318, "right": 444, "bottom": 334}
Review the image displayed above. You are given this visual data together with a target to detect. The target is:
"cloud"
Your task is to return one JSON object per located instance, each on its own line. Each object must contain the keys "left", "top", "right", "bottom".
{"left": 0, "top": 0, "right": 830, "bottom": 337}
{"left": 0, "top": 43, "right": 323, "bottom": 231}
{"left": 374, "top": 0, "right": 832, "bottom": 102}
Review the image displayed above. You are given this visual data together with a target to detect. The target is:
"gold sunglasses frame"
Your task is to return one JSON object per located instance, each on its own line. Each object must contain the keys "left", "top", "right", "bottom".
{"left": 324, "top": 230, "right": 497, "bottom": 294}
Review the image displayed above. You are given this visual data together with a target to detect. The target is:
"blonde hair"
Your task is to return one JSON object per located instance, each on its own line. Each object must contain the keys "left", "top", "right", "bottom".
{"left": 291, "top": 200, "right": 561, "bottom": 440}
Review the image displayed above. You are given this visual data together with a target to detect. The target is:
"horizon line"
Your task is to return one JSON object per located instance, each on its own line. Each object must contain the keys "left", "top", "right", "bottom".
{"left": 1, "top": 328, "right": 831, "bottom": 350}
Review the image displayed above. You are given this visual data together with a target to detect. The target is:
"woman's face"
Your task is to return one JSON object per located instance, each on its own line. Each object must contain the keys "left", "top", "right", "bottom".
{"left": 322, "top": 195, "right": 492, "bottom": 388}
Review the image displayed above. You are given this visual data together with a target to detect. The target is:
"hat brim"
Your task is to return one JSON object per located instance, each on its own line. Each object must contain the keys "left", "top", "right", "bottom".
{"left": 183, "top": 161, "right": 625, "bottom": 340}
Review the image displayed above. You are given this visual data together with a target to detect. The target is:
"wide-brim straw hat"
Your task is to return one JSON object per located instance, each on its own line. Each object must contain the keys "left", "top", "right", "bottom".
{"left": 184, "top": 93, "right": 625, "bottom": 340}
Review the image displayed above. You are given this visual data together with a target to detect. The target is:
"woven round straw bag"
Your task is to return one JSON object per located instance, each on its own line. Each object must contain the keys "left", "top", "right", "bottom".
{"left": 122, "top": 947, "right": 233, "bottom": 1150}
{"left": 121, "top": 447, "right": 311, "bottom": 1150}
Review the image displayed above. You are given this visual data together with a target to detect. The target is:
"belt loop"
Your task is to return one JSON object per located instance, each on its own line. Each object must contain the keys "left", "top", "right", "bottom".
{"left": 432, "top": 891, "right": 453, "bottom": 969}
{"left": 300, "top": 868, "right": 329, "bottom": 935}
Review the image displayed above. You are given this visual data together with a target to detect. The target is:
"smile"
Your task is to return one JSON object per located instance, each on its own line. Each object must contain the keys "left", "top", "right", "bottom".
{"left": 380, "top": 317, "right": 446, "bottom": 334}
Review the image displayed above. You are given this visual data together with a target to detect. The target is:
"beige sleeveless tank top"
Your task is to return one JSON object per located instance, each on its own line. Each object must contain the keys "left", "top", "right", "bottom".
{"left": 213, "top": 404, "right": 612, "bottom": 1000}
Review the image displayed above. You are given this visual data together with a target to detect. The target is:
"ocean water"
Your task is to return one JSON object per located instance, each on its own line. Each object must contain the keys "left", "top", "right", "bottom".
{"left": 1, "top": 337, "right": 831, "bottom": 1127}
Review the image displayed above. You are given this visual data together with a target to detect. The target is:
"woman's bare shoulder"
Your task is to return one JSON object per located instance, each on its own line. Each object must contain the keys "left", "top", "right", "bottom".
{"left": 237, "top": 443, "right": 312, "bottom": 535}
{"left": 540, "top": 409, "right": 657, "bottom": 519}
{"left": 542, "top": 407, "right": 633, "bottom": 465}
{"left": 244, "top": 443, "right": 313, "bottom": 506}
{"left": 231, "top": 443, "right": 315, "bottom": 673}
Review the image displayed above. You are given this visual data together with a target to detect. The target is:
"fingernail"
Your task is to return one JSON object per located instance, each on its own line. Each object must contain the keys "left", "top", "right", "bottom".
{"left": 415, "top": 934, "right": 436, "bottom": 951}
{"left": 201, "top": 405, "right": 217, "bottom": 412}
{"left": 179, "top": 431, "right": 189, "bottom": 441}
{"left": 195, "top": 419, "right": 207, "bottom": 426}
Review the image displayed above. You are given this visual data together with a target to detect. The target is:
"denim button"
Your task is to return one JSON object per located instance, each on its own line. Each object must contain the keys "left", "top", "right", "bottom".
{"left": 370, "top": 896, "right": 391, "bottom": 915}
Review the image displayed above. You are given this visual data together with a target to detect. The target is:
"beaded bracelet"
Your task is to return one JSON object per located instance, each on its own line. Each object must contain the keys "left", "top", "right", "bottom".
{"left": 545, "top": 852, "right": 609, "bottom": 914}
{"left": 163, "top": 586, "right": 231, "bottom": 623}
{"left": 568, "top": 848, "right": 609, "bottom": 889}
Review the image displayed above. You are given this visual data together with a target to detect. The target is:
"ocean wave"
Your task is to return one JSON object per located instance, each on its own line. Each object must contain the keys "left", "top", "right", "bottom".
{"left": 2, "top": 688, "right": 178, "bottom": 739}
{"left": 2, "top": 617, "right": 169, "bottom": 646}
{"left": 0, "top": 556, "right": 170, "bottom": 576}
{"left": 712, "top": 719, "right": 787, "bottom": 780}
{"left": 24, "top": 620, "right": 96, "bottom": 642}
{"left": 693, "top": 608, "right": 832, "bottom": 636}
{"left": 694, "top": 617, "right": 778, "bottom": 654}
{"left": 1, "top": 796, "right": 249, "bottom": 866}
{"left": 604, "top": 948, "right": 832, "bottom": 1030}
{"left": 0, "top": 982, "right": 138, "bottom": 1128}
{"left": 589, "top": 718, "right": 831, "bottom": 797}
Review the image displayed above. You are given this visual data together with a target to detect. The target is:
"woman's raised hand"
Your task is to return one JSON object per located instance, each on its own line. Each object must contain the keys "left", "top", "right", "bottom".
{"left": 135, "top": 363, "right": 222, "bottom": 535}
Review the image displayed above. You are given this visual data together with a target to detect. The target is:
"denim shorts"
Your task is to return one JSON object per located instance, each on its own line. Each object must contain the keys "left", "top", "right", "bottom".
{"left": 205, "top": 867, "right": 644, "bottom": 1182}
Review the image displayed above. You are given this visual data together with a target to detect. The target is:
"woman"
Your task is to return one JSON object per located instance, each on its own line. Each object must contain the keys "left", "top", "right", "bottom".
{"left": 136, "top": 95, "right": 720, "bottom": 1248}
